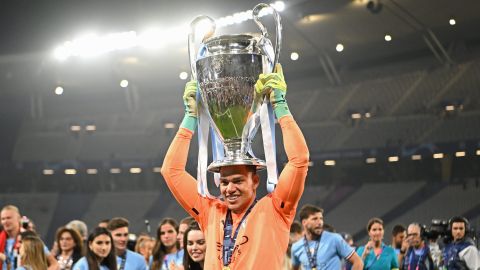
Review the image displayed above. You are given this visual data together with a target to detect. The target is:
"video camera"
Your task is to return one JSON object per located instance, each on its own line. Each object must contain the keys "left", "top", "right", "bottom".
{"left": 423, "top": 218, "right": 477, "bottom": 245}
{"left": 422, "top": 219, "right": 449, "bottom": 241}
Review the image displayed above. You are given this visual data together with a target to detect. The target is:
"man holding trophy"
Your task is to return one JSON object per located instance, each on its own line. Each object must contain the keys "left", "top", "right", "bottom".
{"left": 161, "top": 3, "right": 309, "bottom": 269}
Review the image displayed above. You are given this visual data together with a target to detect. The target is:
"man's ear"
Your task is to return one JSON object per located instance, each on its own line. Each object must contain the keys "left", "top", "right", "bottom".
{"left": 252, "top": 173, "right": 260, "bottom": 189}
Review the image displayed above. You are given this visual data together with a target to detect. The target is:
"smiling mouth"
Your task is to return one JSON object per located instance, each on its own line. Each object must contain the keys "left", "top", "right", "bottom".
{"left": 191, "top": 252, "right": 203, "bottom": 258}
{"left": 226, "top": 195, "right": 239, "bottom": 202}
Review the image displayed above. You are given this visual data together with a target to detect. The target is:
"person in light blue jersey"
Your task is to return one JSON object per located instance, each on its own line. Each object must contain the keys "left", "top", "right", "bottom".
{"left": 357, "top": 218, "right": 399, "bottom": 270}
{"left": 15, "top": 235, "right": 48, "bottom": 270}
{"left": 150, "top": 218, "right": 183, "bottom": 270}
{"left": 107, "top": 218, "right": 147, "bottom": 270}
{"left": 72, "top": 227, "right": 116, "bottom": 270}
{"left": 291, "top": 204, "right": 364, "bottom": 270}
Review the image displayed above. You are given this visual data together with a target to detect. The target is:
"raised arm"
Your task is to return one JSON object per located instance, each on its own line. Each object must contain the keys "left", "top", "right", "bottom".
{"left": 255, "top": 64, "right": 309, "bottom": 218}
{"left": 161, "top": 81, "right": 203, "bottom": 218}
{"left": 274, "top": 115, "right": 309, "bottom": 216}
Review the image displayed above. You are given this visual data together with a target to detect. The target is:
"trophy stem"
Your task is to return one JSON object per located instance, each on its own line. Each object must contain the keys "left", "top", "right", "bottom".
{"left": 224, "top": 139, "right": 246, "bottom": 160}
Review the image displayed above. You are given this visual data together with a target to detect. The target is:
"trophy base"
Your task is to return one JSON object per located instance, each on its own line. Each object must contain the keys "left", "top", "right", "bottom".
{"left": 207, "top": 158, "right": 266, "bottom": 173}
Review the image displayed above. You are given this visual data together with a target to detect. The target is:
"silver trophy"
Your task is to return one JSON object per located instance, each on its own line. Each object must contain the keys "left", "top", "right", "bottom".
{"left": 188, "top": 3, "right": 282, "bottom": 172}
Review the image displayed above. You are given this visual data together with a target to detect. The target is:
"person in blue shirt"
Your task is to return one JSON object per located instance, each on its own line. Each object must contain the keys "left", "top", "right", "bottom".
{"left": 15, "top": 234, "right": 48, "bottom": 270}
{"left": 106, "top": 218, "right": 147, "bottom": 270}
{"left": 357, "top": 218, "right": 399, "bottom": 270}
{"left": 150, "top": 218, "right": 183, "bottom": 270}
{"left": 291, "top": 204, "right": 364, "bottom": 270}
{"left": 398, "top": 223, "right": 434, "bottom": 270}
{"left": 73, "top": 227, "right": 117, "bottom": 270}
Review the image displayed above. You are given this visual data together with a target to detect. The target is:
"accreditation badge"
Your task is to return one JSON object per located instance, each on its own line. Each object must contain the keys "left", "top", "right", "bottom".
{"left": 223, "top": 266, "right": 231, "bottom": 270}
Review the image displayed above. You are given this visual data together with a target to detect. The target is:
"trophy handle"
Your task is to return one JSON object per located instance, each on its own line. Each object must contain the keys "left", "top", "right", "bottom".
{"left": 188, "top": 16, "right": 216, "bottom": 80}
{"left": 252, "top": 3, "right": 282, "bottom": 71}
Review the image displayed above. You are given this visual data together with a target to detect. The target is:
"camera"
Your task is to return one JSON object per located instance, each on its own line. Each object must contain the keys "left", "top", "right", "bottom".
{"left": 422, "top": 219, "right": 449, "bottom": 241}
{"left": 21, "top": 216, "right": 30, "bottom": 230}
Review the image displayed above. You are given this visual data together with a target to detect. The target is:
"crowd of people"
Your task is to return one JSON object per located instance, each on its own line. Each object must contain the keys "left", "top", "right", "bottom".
{"left": 1, "top": 204, "right": 478, "bottom": 270}
{"left": 1, "top": 62, "right": 479, "bottom": 270}
{"left": 0, "top": 205, "right": 209, "bottom": 270}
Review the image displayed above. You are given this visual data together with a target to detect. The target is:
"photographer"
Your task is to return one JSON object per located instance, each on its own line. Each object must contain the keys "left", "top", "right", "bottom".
{"left": 398, "top": 223, "right": 434, "bottom": 270}
{"left": 442, "top": 217, "right": 479, "bottom": 270}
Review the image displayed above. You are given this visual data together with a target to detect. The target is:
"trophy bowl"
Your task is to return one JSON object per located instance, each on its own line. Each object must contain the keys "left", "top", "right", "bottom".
{"left": 196, "top": 34, "right": 269, "bottom": 172}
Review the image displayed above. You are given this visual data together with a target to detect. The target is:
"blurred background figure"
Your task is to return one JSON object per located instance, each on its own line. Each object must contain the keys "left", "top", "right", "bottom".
{"left": 135, "top": 234, "right": 154, "bottom": 265}
{"left": 399, "top": 223, "right": 434, "bottom": 270}
{"left": 72, "top": 227, "right": 117, "bottom": 270}
{"left": 55, "top": 227, "right": 84, "bottom": 270}
{"left": 284, "top": 220, "right": 304, "bottom": 270}
{"left": 391, "top": 224, "right": 406, "bottom": 256}
{"left": 66, "top": 221, "right": 88, "bottom": 242}
{"left": 17, "top": 235, "right": 48, "bottom": 270}
{"left": 442, "top": 216, "right": 479, "bottom": 270}
{"left": 357, "top": 218, "right": 398, "bottom": 270}
{"left": 179, "top": 222, "right": 205, "bottom": 270}
{"left": 177, "top": 217, "right": 195, "bottom": 250}
{"left": 150, "top": 218, "right": 182, "bottom": 270}
{"left": 98, "top": 220, "right": 110, "bottom": 229}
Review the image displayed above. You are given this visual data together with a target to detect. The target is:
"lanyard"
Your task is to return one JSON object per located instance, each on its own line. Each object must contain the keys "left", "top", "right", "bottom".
{"left": 407, "top": 247, "right": 426, "bottom": 270}
{"left": 222, "top": 200, "right": 257, "bottom": 267}
{"left": 5, "top": 237, "right": 19, "bottom": 268}
{"left": 118, "top": 253, "right": 126, "bottom": 270}
{"left": 303, "top": 234, "right": 322, "bottom": 269}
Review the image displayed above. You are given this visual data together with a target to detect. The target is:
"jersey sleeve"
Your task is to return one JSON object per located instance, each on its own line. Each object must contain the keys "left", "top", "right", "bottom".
{"left": 161, "top": 128, "right": 209, "bottom": 221}
{"left": 271, "top": 115, "right": 309, "bottom": 221}
{"left": 290, "top": 242, "right": 302, "bottom": 267}
{"left": 336, "top": 234, "right": 355, "bottom": 259}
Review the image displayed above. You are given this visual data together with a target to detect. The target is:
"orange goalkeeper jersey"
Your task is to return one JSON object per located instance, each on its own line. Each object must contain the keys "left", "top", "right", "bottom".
{"left": 161, "top": 115, "right": 309, "bottom": 270}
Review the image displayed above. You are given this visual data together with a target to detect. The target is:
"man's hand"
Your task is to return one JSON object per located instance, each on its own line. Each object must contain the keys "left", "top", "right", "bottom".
{"left": 254, "top": 63, "right": 290, "bottom": 118}
{"left": 0, "top": 252, "right": 6, "bottom": 262}
{"left": 183, "top": 80, "right": 198, "bottom": 118}
{"left": 180, "top": 80, "right": 199, "bottom": 131}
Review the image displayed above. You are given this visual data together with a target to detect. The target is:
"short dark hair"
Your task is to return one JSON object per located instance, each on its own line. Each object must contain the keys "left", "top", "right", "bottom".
{"left": 367, "top": 217, "right": 383, "bottom": 232}
{"left": 299, "top": 204, "right": 323, "bottom": 221}
{"left": 449, "top": 216, "right": 469, "bottom": 227}
{"left": 392, "top": 224, "right": 406, "bottom": 236}
{"left": 107, "top": 217, "right": 129, "bottom": 231}
{"left": 290, "top": 221, "right": 303, "bottom": 234}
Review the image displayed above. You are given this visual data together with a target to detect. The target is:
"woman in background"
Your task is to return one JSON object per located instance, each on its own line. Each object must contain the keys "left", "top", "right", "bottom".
{"left": 182, "top": 222, "right": 206, "bottom": 270}
{"left": 150, "top": 218, "right": 182, "bottom": 270}
{"left": 55, "top": 227, "right": 84, "bottom": 269}
{"left": 72, "top": 227, "right": 116, "bottom": 270}
{"left": 16, "top": 235, "right": 48, "bottom": 270}
{"left": 357, "top": 218, "right": 399, "bottom": 270}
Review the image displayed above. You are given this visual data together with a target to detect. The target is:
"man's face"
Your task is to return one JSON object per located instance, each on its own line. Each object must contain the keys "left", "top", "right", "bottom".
{"left": 302, "top": 212, "right": 324, "bottom": 237}
{"left": 0, "top": 209, "right": 20, "bottom": 234}
{"left": 219, "top": 166, "right": 259, "bottom": 214}
{"left": 407, "top": 224, "right": 422, "bottom": 248}
{"left": 110, "top": 226, "right": 129, "bottom": 254}
{"left": 393, "top": 231, "right": 406, "bottom": 248}
{"left": 451, "top": 222, "right": 466, "bottom": 241}
{"left": 160, "top": 223, "right": 178, "bottom": 248}
{"left": 177, "top": 223, "right": 189, "bottom": 249}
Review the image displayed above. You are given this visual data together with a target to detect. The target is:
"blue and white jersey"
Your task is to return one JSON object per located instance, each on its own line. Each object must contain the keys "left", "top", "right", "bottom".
{"left": 291, "top": 231, "right": 354, "bottom": 270}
